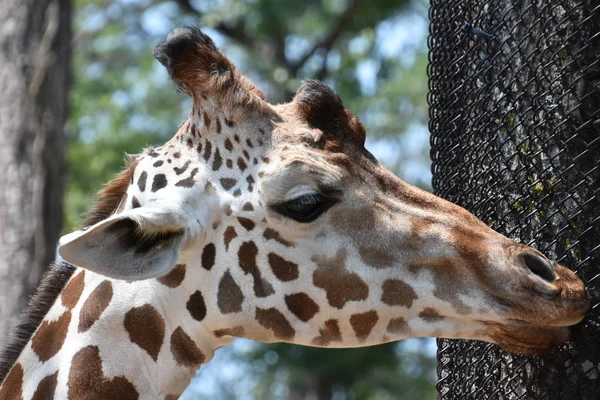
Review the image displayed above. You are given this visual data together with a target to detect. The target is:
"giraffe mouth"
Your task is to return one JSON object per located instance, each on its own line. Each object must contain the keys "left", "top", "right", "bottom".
{"left": 493, "top": 261, "right": 591, "bottom": 331}
{"left": 483, "top": 276, "right": 589, "bottom": 355}
{"left": 485, "top": 321, "right": 571, "bottom": 355}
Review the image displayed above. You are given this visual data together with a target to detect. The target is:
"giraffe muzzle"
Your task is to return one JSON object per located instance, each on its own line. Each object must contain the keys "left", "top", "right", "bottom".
{"left": 473, "top": 242, "right": 590, "bottom": 356}
{"left": 486, "top": 250, "right": 590, "bottom": 354}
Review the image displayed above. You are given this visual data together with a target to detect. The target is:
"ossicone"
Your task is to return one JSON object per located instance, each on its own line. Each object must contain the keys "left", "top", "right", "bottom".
{"left": 294, "top": 80, "right": 366, "bottom": 146}
{"left": 153, "top": 26, "right": 232, "bottom": 96}
{"left": 154, "top": 26, "right": 269, "bottom": 114}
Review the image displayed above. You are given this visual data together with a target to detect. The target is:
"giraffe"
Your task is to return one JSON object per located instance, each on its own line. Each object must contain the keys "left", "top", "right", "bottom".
{"left": 0, "top": 27, "right": 589, "bottom": 399}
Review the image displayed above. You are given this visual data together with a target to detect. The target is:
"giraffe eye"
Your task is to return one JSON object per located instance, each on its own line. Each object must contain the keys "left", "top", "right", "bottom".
{"left": 275, "top": 193, "right": 337, "bottom": 223}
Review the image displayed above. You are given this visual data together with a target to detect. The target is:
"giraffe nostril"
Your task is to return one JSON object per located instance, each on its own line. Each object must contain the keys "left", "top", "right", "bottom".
{"left": 521, "top": 252, "right": 557, "bottom": 283}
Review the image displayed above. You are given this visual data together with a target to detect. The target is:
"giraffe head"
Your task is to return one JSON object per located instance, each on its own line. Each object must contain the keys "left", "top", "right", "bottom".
{"left": 59, "top": 27, "right": 588, "bottom": 356}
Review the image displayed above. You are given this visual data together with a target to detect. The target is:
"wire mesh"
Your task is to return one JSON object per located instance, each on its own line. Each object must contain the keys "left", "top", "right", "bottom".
{"left": 428, "top": 0, "right": 600, "bottom": 399}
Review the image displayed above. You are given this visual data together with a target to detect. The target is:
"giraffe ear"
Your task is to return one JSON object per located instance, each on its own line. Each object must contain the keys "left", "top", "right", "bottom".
{"left": 154, "top": 26, "right": 266, "bottom": 101}
{"left": 58, "top": 207, "right": 185, "bottom": 281}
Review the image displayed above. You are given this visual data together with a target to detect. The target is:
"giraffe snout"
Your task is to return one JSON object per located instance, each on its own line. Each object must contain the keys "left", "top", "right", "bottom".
{"left": 513, "top": 254, "right": 590, "bottom": 327}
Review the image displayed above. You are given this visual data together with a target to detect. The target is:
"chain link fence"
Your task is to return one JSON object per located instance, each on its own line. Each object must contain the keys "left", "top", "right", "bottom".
{"left": 428, "top": 0, "right": 599, "bottom": 398}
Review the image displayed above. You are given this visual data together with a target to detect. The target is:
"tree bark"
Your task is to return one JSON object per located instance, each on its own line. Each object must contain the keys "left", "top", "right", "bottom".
{"left": 0, "top": 0, "right": 71, "bottom": 341}
{"left": 430, "top": 1, "right": 599, "bottom": 399}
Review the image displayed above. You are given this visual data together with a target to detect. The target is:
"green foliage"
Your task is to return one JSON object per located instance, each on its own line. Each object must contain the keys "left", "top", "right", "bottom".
{"left": 68, "top": 0, "right": 434, "bottom": 398}
{"left": 244, "top": 342, "right": 437, "bottom": 399}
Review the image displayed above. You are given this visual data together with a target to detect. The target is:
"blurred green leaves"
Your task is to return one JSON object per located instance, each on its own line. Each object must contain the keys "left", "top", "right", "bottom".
{"left": 244, "top": 342, "right": 437, "bottom": 400}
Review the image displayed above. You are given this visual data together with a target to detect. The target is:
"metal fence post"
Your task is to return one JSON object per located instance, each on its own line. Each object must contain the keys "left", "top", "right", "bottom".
{"left": 428, "top": 1, "right": 600, "bottom": 399}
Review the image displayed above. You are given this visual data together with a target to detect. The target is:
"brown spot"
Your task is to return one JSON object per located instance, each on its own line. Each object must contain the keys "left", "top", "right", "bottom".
{"left": 131, "top": 196, "right": 141, "bottom": 209}
{"left": 202, "top": 110, "right": 211, "bottom": 128}
{"left": 175, "top": 168, "right": 199, "bottom": 188}
{"left": 381, "top": 279, "right": 418, "bottom": 308}
{"left": 224, "top": 138, "right": 233, "bottom": 151}
{"left": 157, "top": 264, "right": 186, "bottom": 288}
{"left": 214, "top": 326, "right": 244, "bottom": 338}
{"left": 31, "top": 311, "right": 71, "bottom": 362}
{"left": 174, "top": 160, "right": 190, "bottom": 175}
{"left": 237, "top": 158, "right": 247, "bottom": 171}
{"left": 226, "top": 159, "right": 233, "bottom": 168}
{"left": 170, "top": 327, "right": 205, "bottom": 367}
{"left": 217, "top": 270, "right": 244, "bottom": 314}
{"left": 68, "top": 346, "right": 138, "bottom": 399}
{"left": 223, "top": 226, "right": 237, "bottom": 250}
{"left": 137, "top": 171, "right": 147, "bottom": 192}
{"left": 226, "top": 118, "right": 235, "bottom": 127}
{"left": 61, "top": 270, "right": 85, "bottom": 310}
{"left": 79, "top": 280, "right": 113, "bottom": 333}
{"left": 268, "top": 253, "right": 299, "bottom": 281}
{"left": 32, "top": 371, "right": 58, "bottom": 400}
{"left": 359, "top": 246, "right": 392, "bottom": 268}
{"left": 173, "top": 151, "right": 181, "bottom": 158}
{"left": 237, "top": 217, "right": 255, "bottom": 231}
{"left": 187, "top": 291, "right": 207, "bottom": 322}
{"left": 262, "top": 157, "right": 270, "bottom": 163}
{"left": 255, "top": 307, "right": 295, "bottom": 340}
{"left": 233, "top": 189, "right": 242, "bottom": 197}
{"left": 285, "top": 293, "right": 319, "bottom": 322}
{"left": 450, "top": 218, "right": 490, "bottom": 260}
{"left": 124, "top": 304, "right": 165, "bottom": 361}
{"left": 419, "top": 307, "right": 444, "bottom": 322}
{"left": 312, "top": 319, "right": 342, "bottom": 346}
{"left": 263, "top": 228, "right": 293, "bottom": 247}
{"left": 312, "top": 250, "right": 368, "bottom": 309}
{"left": 410, "top": 216, "right": 438, "bottom": 232}
{"left": 203, "top": 141, "right": 212, "bottom": 161}
{"left": 215, "top": 118, "right": 222, "bottom": 134}
{"left": 239, "top": 241, "right": 274, "bottom": 297}
{"left": 242, "top": 202, "right": 254, "bottom": 211}
{"left": 220, "top": 178, "right": 236, "bottom": 190}
{"left": 201, "top": 243, "right": 216, "bottom": 270}
{"left": 212, "top": 148, "right": 222, "bottom": 171}
{"left": 387, "top": 317, "right": 409, "bottom": 334}
{"left": 350, "top": 311, "right": 379, "bottom": 342}
{"left": 151, "top": 174, "right": 168, "bottom": 192}
{"left": 0, "top": 363, "right": 23, "bottom": 400}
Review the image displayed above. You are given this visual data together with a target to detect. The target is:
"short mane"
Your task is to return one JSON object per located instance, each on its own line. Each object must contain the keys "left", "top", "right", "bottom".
{"left": 0, "top": 157, "right": 138, "bottom": 384}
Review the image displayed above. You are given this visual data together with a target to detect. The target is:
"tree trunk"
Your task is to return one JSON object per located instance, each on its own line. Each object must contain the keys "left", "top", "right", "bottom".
{"left": 429, "top": 0, "right": 599, "bottom": 399}
{"left": 0, "top": 0, "right": 71, "bottom": 341}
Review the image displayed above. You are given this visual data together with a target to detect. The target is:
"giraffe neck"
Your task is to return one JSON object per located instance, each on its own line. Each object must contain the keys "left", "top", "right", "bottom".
{"left": 4, "top": 266, "right": 229, "bottom": 399}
